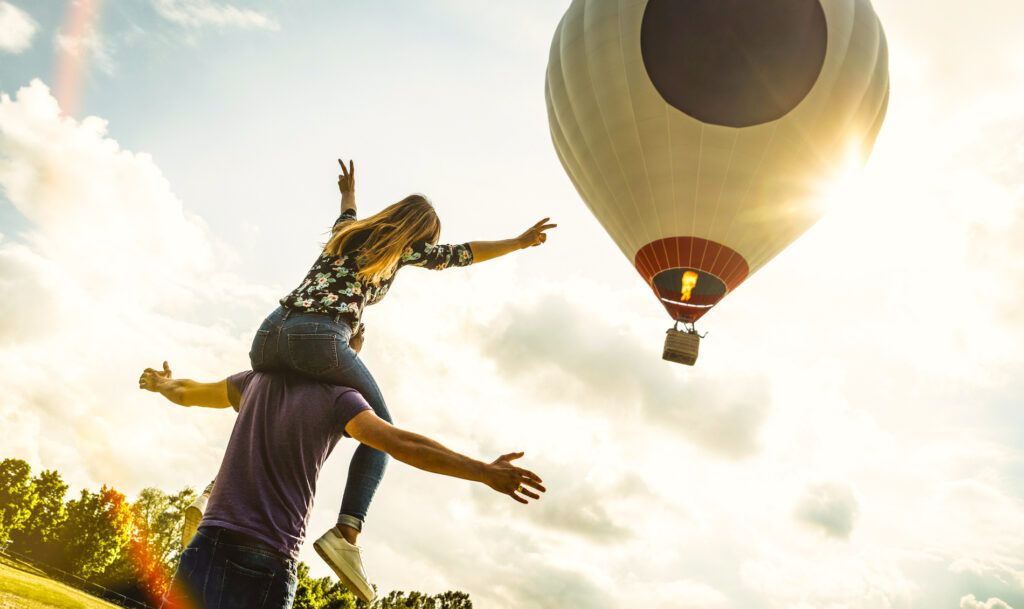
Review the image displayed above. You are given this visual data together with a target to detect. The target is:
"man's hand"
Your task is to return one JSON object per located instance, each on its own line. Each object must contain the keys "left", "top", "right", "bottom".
{"left": 484, "top": 452, "right": 546, "bottom": 504}
{"left": 138, "top": 362, "right": 231, "bottom": 409}
{"left": 349, "top": 324, "right": 365, "bottom": 354}
{"left": 515, "top": 218, "right": 557, "bottom": 249}
{"left": 139, "top": 361, "right": 173, "bottom": 392}
{"left": 338, "top": 159, "right": 355, "bottom": 195}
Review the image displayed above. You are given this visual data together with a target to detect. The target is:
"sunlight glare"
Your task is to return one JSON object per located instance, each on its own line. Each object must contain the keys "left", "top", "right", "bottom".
{"left": 812, "top": 143, "right": 870, "bottom": 216}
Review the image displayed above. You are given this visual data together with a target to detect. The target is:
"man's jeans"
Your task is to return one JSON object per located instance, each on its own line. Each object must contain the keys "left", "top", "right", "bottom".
{"left": 162, "top": 526, "right": 297, "bottom": 609}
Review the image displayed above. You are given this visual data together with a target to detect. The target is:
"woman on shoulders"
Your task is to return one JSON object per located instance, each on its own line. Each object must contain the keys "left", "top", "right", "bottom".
{"left": 245, "top": 159, "right": 555, "bottom": 602}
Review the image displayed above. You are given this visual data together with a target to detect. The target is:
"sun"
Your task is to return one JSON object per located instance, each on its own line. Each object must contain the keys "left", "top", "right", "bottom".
{"left": 812, "top": 142, "right": 873, "bottom": 217}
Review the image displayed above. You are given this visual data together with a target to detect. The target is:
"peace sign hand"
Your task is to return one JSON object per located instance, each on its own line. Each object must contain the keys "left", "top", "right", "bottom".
{"left": 338, "top": 159, "right": 356, "bottom": 195}
{"left": 516, "top": 218, "right": 557, "bottom": 249}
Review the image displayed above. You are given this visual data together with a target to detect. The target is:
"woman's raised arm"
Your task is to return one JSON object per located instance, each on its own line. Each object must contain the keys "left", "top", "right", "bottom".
{"left": 467, "top": 218, "right": 557, "bottom": 264}
{"left": 338, "top": 158, "right": 356, "bottom": 216}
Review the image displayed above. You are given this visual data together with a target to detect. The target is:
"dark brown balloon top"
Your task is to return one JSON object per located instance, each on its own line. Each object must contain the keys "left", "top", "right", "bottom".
{"left": 641, "top": 0, "right": 828, "bottom": 127}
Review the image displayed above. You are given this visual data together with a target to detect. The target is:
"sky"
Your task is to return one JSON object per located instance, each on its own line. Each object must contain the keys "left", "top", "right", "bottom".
{"left": 1, "top": 1, "right": 1023, "bottom": 608}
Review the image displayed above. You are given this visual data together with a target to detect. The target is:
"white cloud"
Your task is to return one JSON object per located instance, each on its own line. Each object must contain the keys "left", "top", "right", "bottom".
{"left": 794, "top": 482, "right": 860, "bottom": 539}
{"left": 475, "top": 291, "right": 771, "bottom": 458}
{"left": 740, "top": 548, "right": 919, "bottom": 609}
{"left": 962, "top": 595, "right": 1016, "bottom": 609}
{"left": 0, "top": 79, "right": 272, "bottom": 491}
{"left": 0, "top": 1, "right": 37, "bottom": 53}
{"left": 152, "top": 0, "right": 280, "bottom": 31}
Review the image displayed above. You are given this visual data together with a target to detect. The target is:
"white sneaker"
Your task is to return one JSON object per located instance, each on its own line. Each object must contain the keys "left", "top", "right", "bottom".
{"left": 313, "top": 528, "right": 376, "bottom": 603}
{"left": 182, "top": 482, "right": 213, "bottom": 549}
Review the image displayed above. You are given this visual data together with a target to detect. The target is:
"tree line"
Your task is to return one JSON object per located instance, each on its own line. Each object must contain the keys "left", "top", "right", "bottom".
{"left": 0, "top": 458, "right": 472, "bottom": 609}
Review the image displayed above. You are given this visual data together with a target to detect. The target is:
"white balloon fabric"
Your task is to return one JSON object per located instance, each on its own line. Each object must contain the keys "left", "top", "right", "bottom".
{"left": 545, "top": 0, "right": 889, "bottom": 322}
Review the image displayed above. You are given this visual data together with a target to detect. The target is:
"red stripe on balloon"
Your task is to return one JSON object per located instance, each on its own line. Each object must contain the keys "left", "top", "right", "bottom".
{"left": 667, "top": 238, "right": 681, "bottom": 270}
{"left": 634, "top": 237, "right": 749, "bottom": 321}
{"left": 635, "top": 237, "right": 749, "bottom": 290}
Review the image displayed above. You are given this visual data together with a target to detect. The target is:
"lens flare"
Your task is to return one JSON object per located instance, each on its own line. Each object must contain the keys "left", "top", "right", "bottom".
{"left": 55, "top": 0, "right": 104, "bottom": 115}
{"left": 812, "top": 141, "right": 868, "bottom": 215}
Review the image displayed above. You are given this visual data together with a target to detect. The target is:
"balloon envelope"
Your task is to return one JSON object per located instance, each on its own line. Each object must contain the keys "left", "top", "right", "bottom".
{"left": 545, "top": 0, "right": 889, "bottom": 322}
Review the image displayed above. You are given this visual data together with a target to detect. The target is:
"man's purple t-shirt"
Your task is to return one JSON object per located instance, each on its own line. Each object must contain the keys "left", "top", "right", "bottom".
{"left": 200, "top": 371, "right": 372, "bottom": 559}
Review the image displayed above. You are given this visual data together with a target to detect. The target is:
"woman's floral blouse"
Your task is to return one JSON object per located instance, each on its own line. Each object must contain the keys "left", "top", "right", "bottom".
{"left": 280, "top": 209, "right": 474, "bottom": 329}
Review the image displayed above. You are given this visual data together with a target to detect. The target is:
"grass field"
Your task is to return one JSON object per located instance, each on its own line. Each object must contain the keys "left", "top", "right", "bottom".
{"left": 0, "top": 555, "right": 120, "bottom": 609}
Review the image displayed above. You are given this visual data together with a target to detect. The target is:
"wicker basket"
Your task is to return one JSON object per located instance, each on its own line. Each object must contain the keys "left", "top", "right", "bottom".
{"left": 663, "top": 328, "right": 700, "bottom": 365}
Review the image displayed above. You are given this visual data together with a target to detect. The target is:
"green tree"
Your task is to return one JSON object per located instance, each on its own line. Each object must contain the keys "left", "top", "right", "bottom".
{"left": 99, "top": 505, "right": 168, "bottom": 605}
{"left": 98, "top": 485, "right": 197, "bottom": 604}
{"left": 431, "top": 591, "right": 472, "bottom": 609}
{"left": 9, "top": 468, "right": 69, "bottom": 562}
{"left": 289, "top": 561, "right": 473, "bottom": 609}
{"left": 372, "top": 590, "right": 473, "bottom": 609}
{"left": 293, "top": 561, "right": 357, "bottom": 609}
{"left": 0, "top": 458, "right": 38, "bottom": 544}
{"left": 59, "top": 485, "right": 134, "bottom": 579}
{"left": 132, "top": 486, "right": 196, "bottom": 568}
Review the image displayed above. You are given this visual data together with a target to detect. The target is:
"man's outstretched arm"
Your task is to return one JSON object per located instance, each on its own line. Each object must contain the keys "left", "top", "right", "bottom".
{"left": 138, "top": 362, "right": 232, "bottom": 409}
{"left": 345, "top": 411, "right": 546, "bottom": 504}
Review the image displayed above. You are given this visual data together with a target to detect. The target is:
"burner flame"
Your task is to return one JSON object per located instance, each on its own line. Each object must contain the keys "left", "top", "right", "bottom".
{"left": 680, "top": 271, "right": 699, "bottom": 301}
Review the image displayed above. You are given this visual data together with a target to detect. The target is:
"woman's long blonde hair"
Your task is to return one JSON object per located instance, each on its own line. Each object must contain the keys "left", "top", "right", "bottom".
{"left": 324, "top": 194, "right": 441, "bottom": 285}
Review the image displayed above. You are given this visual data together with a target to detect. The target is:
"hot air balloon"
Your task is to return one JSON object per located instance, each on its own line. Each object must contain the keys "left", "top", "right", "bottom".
{"left": 545, "top": 0, "right": 889, "bottom": 365}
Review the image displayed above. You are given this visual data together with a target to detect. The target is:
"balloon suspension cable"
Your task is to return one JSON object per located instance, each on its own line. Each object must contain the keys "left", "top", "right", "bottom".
{"left": 672, "top": 317, "right": 707, "bottom": 338}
